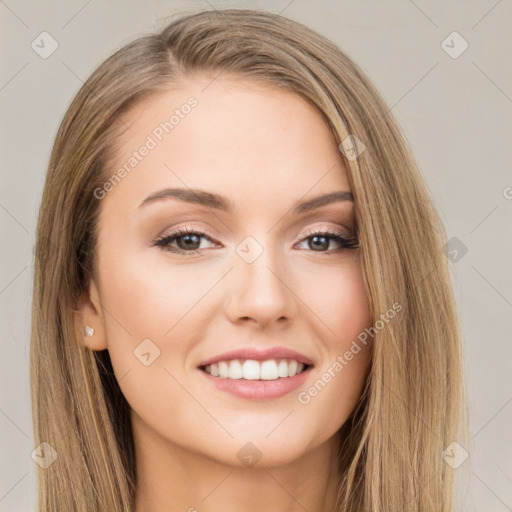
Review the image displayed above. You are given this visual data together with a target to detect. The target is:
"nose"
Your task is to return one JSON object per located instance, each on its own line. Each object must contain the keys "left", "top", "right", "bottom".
{"left": 224, "top": 243, "right": 296, "bottom": 328}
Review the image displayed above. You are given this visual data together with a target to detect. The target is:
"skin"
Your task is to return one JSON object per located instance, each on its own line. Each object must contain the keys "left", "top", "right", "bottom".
{"left": 77, "top": 75, "right": 373, "bottom": 512}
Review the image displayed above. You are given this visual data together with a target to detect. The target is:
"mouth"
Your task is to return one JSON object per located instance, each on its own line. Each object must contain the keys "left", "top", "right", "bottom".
{"left": 199, "top": 358, "right": 311, "bottom": 380}
{"left": 197, "top": 350, "right": 314, "bottom": 400}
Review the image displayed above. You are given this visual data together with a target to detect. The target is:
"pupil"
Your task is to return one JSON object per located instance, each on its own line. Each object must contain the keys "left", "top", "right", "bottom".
{"left": 180, "top": 234, "right": 200, "bottom": 250}
{"left": 311, "top": 235, "right": 328, "bottom": 251}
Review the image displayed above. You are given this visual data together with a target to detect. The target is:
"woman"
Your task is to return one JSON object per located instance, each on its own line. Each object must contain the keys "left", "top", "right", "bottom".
{"left": 31, "top": 8, "right": 468, "bottom": 511}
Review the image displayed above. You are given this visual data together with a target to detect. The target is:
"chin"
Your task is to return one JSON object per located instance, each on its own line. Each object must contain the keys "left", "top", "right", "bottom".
{"left": 204, "top": 430, "right": 321, "bottom": 469}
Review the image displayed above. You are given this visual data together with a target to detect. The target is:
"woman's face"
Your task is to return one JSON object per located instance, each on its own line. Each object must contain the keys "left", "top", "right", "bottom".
{"left": 80, "top": 76, "right": 372, "bottom": 468}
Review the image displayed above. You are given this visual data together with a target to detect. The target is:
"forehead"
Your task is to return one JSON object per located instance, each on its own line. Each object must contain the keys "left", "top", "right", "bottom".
{"left": 102, "top": 77, "right": 351, "bottom": 213}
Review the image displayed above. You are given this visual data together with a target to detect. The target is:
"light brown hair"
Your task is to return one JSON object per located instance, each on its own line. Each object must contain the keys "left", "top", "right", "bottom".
{"left": 31, "top": 8, "right": 468, "bottom": 511}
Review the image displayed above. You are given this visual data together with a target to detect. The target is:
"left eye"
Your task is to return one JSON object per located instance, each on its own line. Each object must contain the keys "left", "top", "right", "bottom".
{"left": 154, "top": 228, "right": 217, "bottom": 254}
{"left": 153, "top": 228, "right": 358, "bottom": 255}
{"left": 295, "top": 232, "right": 357, "bottom": 252}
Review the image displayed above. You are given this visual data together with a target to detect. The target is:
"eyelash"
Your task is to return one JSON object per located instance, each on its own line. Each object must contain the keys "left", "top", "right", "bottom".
{"left": 153, "top": 226, "right": 359, "bottom": 256}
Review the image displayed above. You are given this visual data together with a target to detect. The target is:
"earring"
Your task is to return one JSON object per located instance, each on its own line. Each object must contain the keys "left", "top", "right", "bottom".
{"left": 83, "top": 325, "right": 95, "bottom": 337}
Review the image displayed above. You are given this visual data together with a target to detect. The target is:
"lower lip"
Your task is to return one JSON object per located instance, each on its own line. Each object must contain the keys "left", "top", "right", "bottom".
{"left": 199, "top": 367, "right": 312, "bottom": 400}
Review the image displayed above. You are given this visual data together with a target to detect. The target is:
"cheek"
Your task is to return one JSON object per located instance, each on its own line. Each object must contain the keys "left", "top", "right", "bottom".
{"left": 98, "top": 248, "right": 215, "bottom": 341}
{"left": 298, "top": 255, "right": 371, "bottom": 346}
{"left": 96, "top": 246, "right": 231, "bottom": 406}
{"left": 96, "top": 251, "right": 215, "bottom": 443}
{"left": 330, "top": 265, "right": 371, "bottom": 347}
{"left": 294, "top": 257, "right": 372, "bottom": 414}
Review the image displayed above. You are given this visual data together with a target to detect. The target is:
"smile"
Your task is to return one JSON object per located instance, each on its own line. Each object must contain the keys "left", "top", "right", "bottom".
{"left": 197, "top": 346, "right": 314, "bottom": 399}
{"left": 199, "top": 361, "right": 314, "bottom": 400}
{"left": 201, "top": 358, "right": 309, "bottom": 380}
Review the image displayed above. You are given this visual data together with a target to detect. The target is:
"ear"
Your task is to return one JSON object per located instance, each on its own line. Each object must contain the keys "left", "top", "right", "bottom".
{"left": 75, "top": 278, "right": 108, "bottom": 351}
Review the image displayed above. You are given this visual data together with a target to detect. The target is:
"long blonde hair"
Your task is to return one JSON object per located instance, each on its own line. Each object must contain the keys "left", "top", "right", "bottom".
{"left": 31, "top": 8, "right": 468, "bottom": 511}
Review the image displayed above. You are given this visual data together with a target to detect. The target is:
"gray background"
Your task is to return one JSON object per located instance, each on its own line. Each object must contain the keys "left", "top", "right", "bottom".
{"left": 1, "top": 0, "right": 511, "bottom": 510}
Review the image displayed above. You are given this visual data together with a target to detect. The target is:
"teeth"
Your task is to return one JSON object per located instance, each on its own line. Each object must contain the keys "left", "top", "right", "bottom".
{"left": 277, "top": 360, "right": 289, "bottom": 377}
{"left": 218, "top": 361, "right": 229, "bottom": 378}
{"left": 228, "top": 360, "right": 243, "bottom": 379}
{"left": 260, "top": 360, "right": 278, "bottom": 380}
{"left": 242, "top": 360, "right": 260, "bottom": 380}
{"left": 203, "top": 359, "right": 308, "bottom": 380}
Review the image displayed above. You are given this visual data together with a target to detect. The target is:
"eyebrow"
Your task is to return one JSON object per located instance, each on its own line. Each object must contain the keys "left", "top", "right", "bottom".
{"left": 138, "top": 188, "right": 354, "bottom": 214}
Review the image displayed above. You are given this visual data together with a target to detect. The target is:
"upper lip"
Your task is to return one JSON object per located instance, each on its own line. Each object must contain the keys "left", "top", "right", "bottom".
{"left": 198, "top": 346, "right": 314, "bottom": 367}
